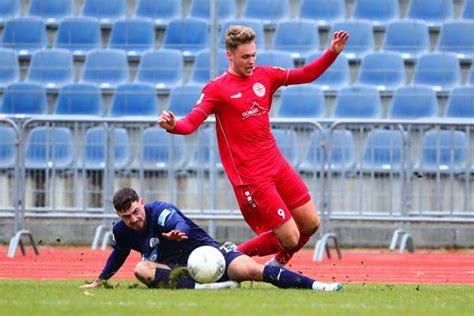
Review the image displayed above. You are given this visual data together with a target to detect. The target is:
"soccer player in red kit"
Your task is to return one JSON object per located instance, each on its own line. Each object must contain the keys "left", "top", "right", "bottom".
{"left": 159, "top": 26, "right": 349, "bottom": 266}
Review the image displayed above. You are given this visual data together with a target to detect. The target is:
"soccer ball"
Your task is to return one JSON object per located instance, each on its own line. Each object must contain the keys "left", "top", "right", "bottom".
{"left": 187, "top": 246, "right": 226, "bottom": 283}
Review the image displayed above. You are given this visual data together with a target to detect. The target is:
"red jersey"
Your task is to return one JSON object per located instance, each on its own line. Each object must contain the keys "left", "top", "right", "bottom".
{"left": 169, "top": 49, "right": 339, "bottom": 186}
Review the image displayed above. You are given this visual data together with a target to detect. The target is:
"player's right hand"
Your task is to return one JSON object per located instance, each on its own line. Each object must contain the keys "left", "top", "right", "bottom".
{"left": 158, "top": 110, "right": 176, "bottom": 130}
{"left": 80, "top": 279, "right": 103, "bottom": 289}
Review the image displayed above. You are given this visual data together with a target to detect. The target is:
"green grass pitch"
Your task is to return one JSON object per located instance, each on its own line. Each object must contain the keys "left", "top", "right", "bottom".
{"left": 0, "top": 280, "right": 473, "bottom": 316}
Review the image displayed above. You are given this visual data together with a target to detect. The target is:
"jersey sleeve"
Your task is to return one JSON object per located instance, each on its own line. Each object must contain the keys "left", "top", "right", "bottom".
{"left": 285, "top": 49, "right": 338, "bottom": 85}
{"left": 98, "top": 229, "right": 131, "bottom": 280}
{"left": 263, "top": 66, "right": 290, "bottom": 94}
{"left": 156, "top": 205, "right": 191, "bottom": 235}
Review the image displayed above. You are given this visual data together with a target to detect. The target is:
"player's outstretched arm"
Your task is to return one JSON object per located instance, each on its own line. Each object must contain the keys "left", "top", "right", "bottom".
{"left": 162, "top": 229, "right": 188, "bottom": 241}
{"left": 329, "top": 31, "right": 349, "bottom": 54}
{"left": 158, "top": 110, "right": 176, "bottom": 131}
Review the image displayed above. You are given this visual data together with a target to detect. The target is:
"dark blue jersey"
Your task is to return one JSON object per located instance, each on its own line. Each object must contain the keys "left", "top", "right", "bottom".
{"left": 99, "top": 201, "right": 219, "bottom": 280}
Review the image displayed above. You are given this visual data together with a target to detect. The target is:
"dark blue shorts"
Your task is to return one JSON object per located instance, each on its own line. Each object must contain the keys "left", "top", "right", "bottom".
{"left": 217, "top": 243, "right": 243, "bottom": 282}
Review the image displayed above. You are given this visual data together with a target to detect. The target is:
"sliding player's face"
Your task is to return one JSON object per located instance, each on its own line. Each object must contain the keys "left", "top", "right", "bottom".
{"left": 228, "top": 41, "right": 256, "bottom": 77}
{"left": 118, "top": 199, "right": 146, "bottom": 231}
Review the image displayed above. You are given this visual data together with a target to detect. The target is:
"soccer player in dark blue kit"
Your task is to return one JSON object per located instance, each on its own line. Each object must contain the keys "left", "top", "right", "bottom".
{"left": 81, "top": 188, "right": 342, "bottom": 291}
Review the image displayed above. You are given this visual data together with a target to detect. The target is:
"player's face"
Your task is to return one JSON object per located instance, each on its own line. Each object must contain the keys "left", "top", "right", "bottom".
{"left": 227, "top": 42, "right": 257, "bottom": 77}
{"left": 118, "top": 199, "right": 146, "bottom": 231}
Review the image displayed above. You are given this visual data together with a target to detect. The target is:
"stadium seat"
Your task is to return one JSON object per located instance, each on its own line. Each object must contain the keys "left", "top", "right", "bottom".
{"left": 333, "top": 86, "right": 381, "bottom": 118}
{"left": 187, "top": 127, "right": 220, "bottom": 170}
{"left": 419, "top": 130, "right": 468, "bottom": 173}
{"left": 140, "top": 127, "right": 186, "bottom": 170}
{"left": 0, "top": 49, "right": 19, "bottom": 87}
{"left": 299, "top": 0, "right": 345, "bottom": 29}
{"left": 162, "top": 18, "right": 209, "bottom": 57}
{"left": 361, "top": 129, "right": 404, "bottom": 172}
{"left": 135, "top": 49, "right": 183, "bottom": 89}
{"left": 81, "top": 49, "right": 129, "bottom": 89}
{"left": 220, "top": 19, "right": 265, "bottom": 50}
{"left": 437, "top": 21, "right": 474, "bottom": 60}
{"left": 81, "top": 0, "right": 126, "bottom": 26}
{"left": 82, "top": 127, "right": 129, "bottom": 169}
{"left": 352, "top": 0, "right": 400, "bottom": 28}
{"left": 0, "top": 0, "right": 20, "bottom": 25}
{"left": 109, "top": 83, "right": 158, "bottom": 117}
{"left": 469, "top": 66, "right": 474, "bottom": 85}
{"left": 307, "top": 51, "right": 350, "bottom": 91}
{"left": 188, "top": 0, "right": 236, "bottom": 22}
{"left": 299, "top": 130, "right": 355, "bottom": 173}
{"left": 168, "top": 85, "right": 203, "bottom": 117}
{"left": 272, "top": 129, "right": 299, "bottom": 167}
{"left": 389, "top": 85, "right": 437, "bottom": 119}
{"left": 383, "top": 19, "right": 429, "bottom": 60}
{"left": 356, "top": 51, "right": 406, "bottom": 92}
{"left": 272, "top": 20, "right": 320, "bottom": 59}
{"left": 413, "top": 52, "right": 461, "bottom": 92}
{"left": 462, "top": 0, "right": 474, "bottom": 19}
{"left": 135, "top": 0, "right": 182, "bottom": 27}
{"left": 1, "top": 82, "right": 47, "bottom": 114}
{"left": 55, "top": 83, "right": 103, "bottom": 115}
{"left": 189, "top": 49, "right": 228, "bottom": 85}
{"left": 55, "top": 17, "right": 101, "bottom": 57}
{"left": 1, "top": 17, "right": 46, "bottom": 56}
{"left": 257, "top": 50, "right": 294, "bottom": 69}
{"left": 331, "top": 20, "right": 374, "bottom": 60}
{"left": 243, "top": 0, "right": 289, "bottom": 26}
{"left": 108, "top": 18, "right": 155, "bottom": 57}
{"left": 445, "top": 86, "right": 474, "bottom": 118}
{"left": 26, "top": 49, "right": 74, "bottom": 89}
{"left": 25, "top": 127, "right": 74, "bottom": 169}
{"left": 0, "top": 126, "right": 16, "bottom": 169}
{"left": 407, "top": 0, "right": 453, "bottom": 28}
{"left": 28, "top": 0, "right": 72, "bottom": 26}
{"left": 278, "top": 85, "right": 325, "bottom": 118}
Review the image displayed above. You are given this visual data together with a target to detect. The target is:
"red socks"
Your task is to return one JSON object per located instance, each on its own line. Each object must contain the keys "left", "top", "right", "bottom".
{"left": 236, "top": 231, "right": 283, "bottom": 257}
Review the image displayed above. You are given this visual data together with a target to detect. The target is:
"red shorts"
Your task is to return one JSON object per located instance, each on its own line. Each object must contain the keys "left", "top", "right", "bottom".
{"left": 233, "top": 161, "right": 311, "bottom": 234}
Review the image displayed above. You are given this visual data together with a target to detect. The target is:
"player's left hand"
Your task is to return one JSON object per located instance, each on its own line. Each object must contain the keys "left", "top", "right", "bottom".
{"left": 162, "top": 230, "right": 188, "bottom": 241}
{"left": 329, "top": 31, "right": 349, "bottom": 54}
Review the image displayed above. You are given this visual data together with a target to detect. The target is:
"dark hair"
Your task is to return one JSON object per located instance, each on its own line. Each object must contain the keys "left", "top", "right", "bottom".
{"left": 113, "top": 187, "right": 139, "bottom": 212}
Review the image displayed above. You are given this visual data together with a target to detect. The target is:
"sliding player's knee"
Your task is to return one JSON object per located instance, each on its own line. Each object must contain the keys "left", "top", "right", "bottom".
{"left": 134, "top": 261, "right": 154, "bottom": 285}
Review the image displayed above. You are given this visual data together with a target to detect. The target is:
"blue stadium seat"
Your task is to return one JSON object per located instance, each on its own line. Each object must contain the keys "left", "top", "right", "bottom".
{"left": 243, "top": 0, "right": 289, "bottom": 26}
{"left": 437, "top": 21, "right": 474, "bottom": 60}
{"left": 135, "top": 49, "right": 183, "bottom": 89}
{"left": 299, "top": 0, "right": 345, "bottom": 29}
{"left": 419, "top": 130, "right": 468, "bottom": 173}
{"left": 272, "top": 20, "right": 320, "bottom": 60}
{"left": 162, "top": 18, "right": 209, "bottom": 57}
{"left": 187, "top": 127, "right": 220, "bottom": 170}
{"left": 383, "top": 19, "right": 429, "bottom": 60}
{"left": 1, "top": 82, "right": 47, "bottom": 114}
{"left": 407, "top": 0, "right": 453, "bottom": 28}
{"left": 257, "top": 50, "right": 294, "bottom": 69}
{"left": 82, "top": 127, "right": 129, "bottom": 169}
{"left": 108, "top": 18, "right": 155, "bottom": 57}
{"left": 135, "top": 0, "right": 182, "bottom": 27}
{"left": 189, "top": 49, "right": 228, "bottom": 85}
{"left": 462, "top": 0, "right": 474, "bottom": 19}
{"left": 307, "top": 51, "right": 350, "bottom": 91}
{"left": 109, "top": 83, "right": 158, "bottom": 117}
{"left": 445, "top": 86, "right": 474, "bottom": 118}
{"left": 299, "top": 130, "right": 355, "bottom": 173}
{"left": 389, "top": 85, "right": 437, "bottom": 119}
{"left": 26, "top": 49, "right": 74, "bottom": 89}
{"left": 55, "top": 17, "right": 101, "bottom": 57}
{"left": 220, "top": 19, "right": 265, "bottom": 50}
{"left": 278, "top": 85, "right": 325, "bottom": 118}
{"left": 25, "top": 127, "right": 74, "bottom": 169}
{"left": 333, "top": 86, "right": 382, "bottom": 118}
{"left": 331, "top": 20, "right": 374, "bottom": 60}
{"left": 0, "top": 49, "right": 19, "bottom": 87}
{"left": 141, "top": 127, "right": 186, "bottom": 170}
{"left": 55, "top": 83, "right": 103, "bottom": 115}
{"left": 81, "top": 49, "right": 129, "bottom": 89}
{"left": 1, "top": 17, "right": 46, "bottom": 56}
{"left": 0, "top": 126, "right": 16, "bottom": 169}
{"left": 352, "top": 0, "right": 400, "bottom": 28}
{"left": 361, "top": 129, "right": 404, "bottom": 172}
{"left": 0, "top": 0, "right": 20, "bottom": 25}
{"left": 356, "top": 51, "right": 406, "bottom": 92}
{"left": 413, "top": 52, "right": 461, "bottom": 92}
{"left": 189, "top": 0, "right": 236, "bottom": 22}
{"left": 168, "top": 85, "right": 203, "bottom": 117}
{"left": 272, "top": 129, "right": 299, "bottom": 167}
{"left": 81, "top": 0, "right": 126, "bottom": 26}
{"left": 469, "top": 65, "right": 474, "bottom": 85}
{"left": 28, "top": 0, "right": 72, "bottom": 26}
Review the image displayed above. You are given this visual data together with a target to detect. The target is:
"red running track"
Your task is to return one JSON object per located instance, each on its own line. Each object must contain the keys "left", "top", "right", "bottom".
{"left": 1, "top": 246, "right": 474, "bottom": 285}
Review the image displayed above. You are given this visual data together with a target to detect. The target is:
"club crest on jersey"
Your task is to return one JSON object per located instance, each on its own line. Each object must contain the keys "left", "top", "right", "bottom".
{"left": 253, "top": 83, "right": 266, "bottom": 97}
{"left": 149, "top": 237, "right": 160, "bottom": 248}
{"left": 242, "top": 102, "right": 266, "bottom": 119}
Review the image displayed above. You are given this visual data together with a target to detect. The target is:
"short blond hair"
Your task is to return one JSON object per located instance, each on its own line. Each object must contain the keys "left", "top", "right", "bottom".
{"left": 225, "top": 25, "right": 256, "bottom": 52}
